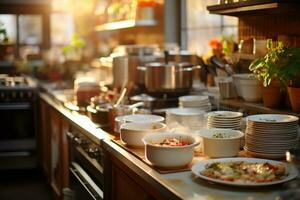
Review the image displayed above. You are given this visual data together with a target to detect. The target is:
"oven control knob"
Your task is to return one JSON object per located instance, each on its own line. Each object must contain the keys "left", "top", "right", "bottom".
{"left": 87, "top": 147, "right": 101, "bottom": 159}
{"left": 19, "top": 92, "right": 24, "bottom": 99}
{"left": 27, "top": 92, "right": 32, "bottom": 98}
{"left": 12, "top": 92, "right": 16, "bottom": 99}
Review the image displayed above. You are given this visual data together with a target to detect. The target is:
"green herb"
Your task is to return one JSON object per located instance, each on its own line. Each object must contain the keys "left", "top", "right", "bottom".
{"left": 249, "top": 39, "right": 300, "bottom": 87}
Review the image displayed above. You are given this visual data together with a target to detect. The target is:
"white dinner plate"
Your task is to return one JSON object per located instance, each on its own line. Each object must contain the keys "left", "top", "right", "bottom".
{"left": 191, "top": 157, "right": 298, "bottom": 187}
{"left": 247, "top": 114, "right": 299, "bottom": 123}
{"left": 244, "top": 148, "right": 285, "bottom": 159}
{"left": 208, "top": 111, "right": 243, "bottom": 119}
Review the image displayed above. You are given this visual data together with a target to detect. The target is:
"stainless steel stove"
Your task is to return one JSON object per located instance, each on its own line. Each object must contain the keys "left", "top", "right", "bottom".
{"left": 0, "top": 74, "right": 38, "bottom": 169}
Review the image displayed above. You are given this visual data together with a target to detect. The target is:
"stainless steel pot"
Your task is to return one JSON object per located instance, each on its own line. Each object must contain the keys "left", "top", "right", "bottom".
{"left": 112, "top": 45, "right": 160, "bottom": 89}
{"left": 143, "top": 62, "right": 197, "bottom": 92}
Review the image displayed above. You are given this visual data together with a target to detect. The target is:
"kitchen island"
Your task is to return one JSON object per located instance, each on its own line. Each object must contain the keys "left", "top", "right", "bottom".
{"left": 39, "top": 86, "right": 285, "bottom": 200}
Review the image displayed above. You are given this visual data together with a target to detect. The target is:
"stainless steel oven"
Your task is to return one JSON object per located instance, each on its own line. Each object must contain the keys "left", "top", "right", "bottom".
{"left": 66, "top": 129, "right": 104, "bottom": 200}
{"left": 0, "top": 75, "right": 38, "bottom": 169}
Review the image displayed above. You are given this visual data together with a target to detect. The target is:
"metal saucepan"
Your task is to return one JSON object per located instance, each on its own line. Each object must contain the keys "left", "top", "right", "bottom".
{"left": 139, "top": 62, "right": 200, "bottom": 93}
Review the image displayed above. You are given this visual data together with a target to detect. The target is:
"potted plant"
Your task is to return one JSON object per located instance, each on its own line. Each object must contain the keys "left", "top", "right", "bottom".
{"left": 249, "top": 39, "right": 284, "bottom": 108}
{"left": 277, "top": 47, "right": 300, "bottom": 112}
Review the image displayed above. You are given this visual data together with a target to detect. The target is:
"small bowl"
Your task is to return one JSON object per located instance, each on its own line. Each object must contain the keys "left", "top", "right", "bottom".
{"left": 142, "top": 133, "right": 199, "bottom": 169}
{"left": 120, "top": 122, "right": 166, "bottom": 147}
{"left": 198, "top": 129, "right": 244, "bottom": 158}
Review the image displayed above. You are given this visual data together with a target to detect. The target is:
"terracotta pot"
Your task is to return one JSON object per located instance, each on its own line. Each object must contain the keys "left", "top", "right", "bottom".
{"left": 260, "top": 81, "right": 282, "bottom": 108}
{"left": 287, "top": 87, "right": 300, "bottom": 112}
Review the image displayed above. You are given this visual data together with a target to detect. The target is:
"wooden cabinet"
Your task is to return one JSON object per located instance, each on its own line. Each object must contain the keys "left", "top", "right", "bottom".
{"left": 103, "top": 141, "right": 172, "bottom": 200}
{"left": 50, "top": 108, "right": 62, "bottom": 199}
{"left": 39, "top": 97, "right": 69, "bottom": 200}
{"left": 39, "top": 98, "right": 51, "bottom": 182}
{"left": 110, "top": 164, "right": 155, "bottom": 200}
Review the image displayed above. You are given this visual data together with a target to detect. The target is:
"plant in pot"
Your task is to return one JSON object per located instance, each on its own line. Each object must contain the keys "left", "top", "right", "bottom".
{"left": 249, "top": 39, "right": 284, "bottom": 108}
{"left": 277, "top": 47, "right": 300, "bottom": 112}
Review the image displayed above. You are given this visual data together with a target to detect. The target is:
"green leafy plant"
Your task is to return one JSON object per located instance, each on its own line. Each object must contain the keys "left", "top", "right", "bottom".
{"left": 0, "top": 20, "right": 8, "bottom": 44}
{"left": 277, "top": 47, "right": 300, "bottom": 87}
{"left": 62, "top": 33, "right": 86, "bottom": 60}
{"left": 249, "top": 39, "right": 284, "bottom": 87}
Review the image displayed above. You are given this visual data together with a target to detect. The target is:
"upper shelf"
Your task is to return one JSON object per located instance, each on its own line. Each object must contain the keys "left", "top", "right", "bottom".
{"left": 95, "top": 19, "right": 157, "bottom": 32}
{"left": 207, "top": 0, "right": 300, "bottom": 16}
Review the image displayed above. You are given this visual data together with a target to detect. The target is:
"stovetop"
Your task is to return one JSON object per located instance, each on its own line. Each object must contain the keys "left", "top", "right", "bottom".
{"left": 0, "top": 74, "right": 37, "bottom": 102}
{"left": 0, "top": 75, "right": 36, "bottom": 90}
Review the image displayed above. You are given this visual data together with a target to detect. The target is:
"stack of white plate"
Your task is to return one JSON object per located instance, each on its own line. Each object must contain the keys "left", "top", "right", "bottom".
{"left": 178, "top": 95, "right": 212, "bottom": 112}
{"left": 245, "top": 114, "right": 299, "bottom": 159}
{"left": 207, "top": 111, "right": 243, "bottom": 130}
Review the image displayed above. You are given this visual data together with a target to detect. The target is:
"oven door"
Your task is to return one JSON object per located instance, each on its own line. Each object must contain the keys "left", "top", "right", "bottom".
{"left": 69, "top": 162, "right": 103, "bottom": 200}
{"left": 0, "top": 102, "right": 36, "bottom": 151}
{"left": 66, "top": 131, "right": 104, "bottom": 200}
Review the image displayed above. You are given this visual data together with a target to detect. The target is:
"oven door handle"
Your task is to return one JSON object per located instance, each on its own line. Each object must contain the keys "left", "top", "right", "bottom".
{"left": 0, "top": 103, "right": 30, "bottom": 110}
{"left": 70, "top": 162, "right": 103, "bottom": 200}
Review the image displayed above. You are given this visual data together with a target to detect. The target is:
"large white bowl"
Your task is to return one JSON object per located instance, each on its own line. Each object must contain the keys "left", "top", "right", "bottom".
{"left": 123, "top": 114, "right": 164, "bottom": 123}
{"left": 114, "top": 114, "right": 165, "bottom": 133}
{"left": 198, "top": 128, "right": 244, "bottom": 158}
{"left": 233, "top": 74, "right": 262, "bottom": 102}
{"left": 142, "top": 133, "right": 199, "bottom": 168}
{"left": 166, "top": 108, "right": 207, "bottom": 132}
{"left": 120, "top": 122, "right": 166, "bottom": 147}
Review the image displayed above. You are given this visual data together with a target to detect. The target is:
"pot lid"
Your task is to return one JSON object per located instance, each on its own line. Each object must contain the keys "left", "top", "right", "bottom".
{"left": 145, "top": 62, "right": 193, "bottom": 68}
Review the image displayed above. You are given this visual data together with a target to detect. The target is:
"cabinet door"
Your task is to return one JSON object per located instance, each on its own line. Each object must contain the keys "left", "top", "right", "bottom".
{"left": 61, "top": 118, "right": 69, "bottom": 188}
{"left": 50, "top": 108, "right": 62, "bottom": 199}
{"left": 111, "top": 165, "right": 154, "bottom": 200}
{"left": 39, "top": 98, "right": 51, "bottom": 182}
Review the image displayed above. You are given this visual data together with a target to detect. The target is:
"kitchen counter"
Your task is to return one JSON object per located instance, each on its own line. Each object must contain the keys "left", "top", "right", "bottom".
{"left": 39, "top": 83, "right": 286, "bottom": 200}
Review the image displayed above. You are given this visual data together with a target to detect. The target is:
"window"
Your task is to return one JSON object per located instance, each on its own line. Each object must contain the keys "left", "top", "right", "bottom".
{"left": 51, "top": 13, "right": 74, "bottom": 45}
{"left": 0, "top": 14, "right": 17, "bottom": 44}
{"left": 182, "top": 0, "right": 238, "bottom": 55}
{"left": 19, "top": 15, "right": 42, "bottom": 45}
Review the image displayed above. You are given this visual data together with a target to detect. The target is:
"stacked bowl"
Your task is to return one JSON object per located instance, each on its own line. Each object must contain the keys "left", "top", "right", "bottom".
{"left": 166, "top": 108, "right": 207, "bottom": 133}
{"left": 245, "top": 114, "right": 299, "bottom": 159}
{"left": 178, "top": 95, "right": 212, "bottom": 112}
{"left": 207, "top": 111, "right": 243, "bottom": 130}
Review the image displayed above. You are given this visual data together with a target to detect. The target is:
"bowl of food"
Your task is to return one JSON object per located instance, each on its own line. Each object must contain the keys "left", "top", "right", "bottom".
{"left": 198, "top": 129, "right": 244, "bottom": 158}
{"left": 120, "top": 122, "right": 166, "bottom": 147}
{"left": 142, "top": 133, "right": 199, "bottom": 169}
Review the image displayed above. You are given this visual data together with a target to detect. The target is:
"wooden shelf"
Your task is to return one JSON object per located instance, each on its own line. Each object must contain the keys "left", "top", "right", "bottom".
{"left": 95, "top": 19, "right": 157, "bottom": 32}
{"left": 207, "top": 0, "right": 300, "bottom": 16}
{"left": 219, "top": 98, "right": 300, "bottom": 118}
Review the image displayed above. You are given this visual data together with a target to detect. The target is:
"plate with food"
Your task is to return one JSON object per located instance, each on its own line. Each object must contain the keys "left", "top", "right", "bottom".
{"left": 191, "top": 157, "right": 298, "bottom": 187}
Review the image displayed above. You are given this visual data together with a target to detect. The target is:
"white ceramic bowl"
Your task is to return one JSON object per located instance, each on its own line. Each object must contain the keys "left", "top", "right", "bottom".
{"left": 114, "top": 114, "right": 165, "bottom": 133}
{"left": 233, "top": 74, "right": 262, "bottom": 102}
{"left": 166, "top": 108, "right": 207, "bottom": 132}
{"left": 198, "top": 128, "right": 244, "bottom": 158}
{"left": 142, "top": 132, "right": 199, "bottom": 168}
{"left": 123, "top": 114, "right": 164, "bottom": 123}
{"left": 120, "top": 122, "right": 166, "bottom": 147}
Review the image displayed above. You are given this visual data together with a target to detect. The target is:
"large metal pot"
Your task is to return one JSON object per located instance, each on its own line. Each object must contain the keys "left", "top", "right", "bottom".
{"left": 143, "top": 62, "right": 196, "bottom": 92}
{"left": 112, "top": 45, "right": 160, "bottom": 89}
